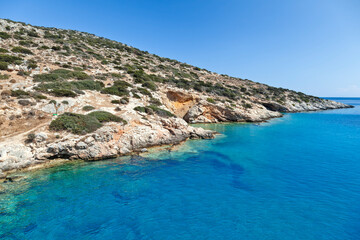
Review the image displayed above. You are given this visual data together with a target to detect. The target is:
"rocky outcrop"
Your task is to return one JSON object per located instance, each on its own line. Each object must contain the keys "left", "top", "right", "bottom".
{"left": 0, "top": 117, "right": 215, "bottom": 174}
{"left": 184, "top": 102, "right": 245, "bottom": 123}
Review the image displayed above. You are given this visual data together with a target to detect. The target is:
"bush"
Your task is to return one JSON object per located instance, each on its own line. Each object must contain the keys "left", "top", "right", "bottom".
{"left": 0, "top": 54, "right": 23, "bottom": 64}
{"left": 134, "top": 105, "right": 175, "bottom": 118}
{"left": 33, "top": 92, "right": 47, "bottom": 100}
{"left": 27, "top": 31, "right": 39, "bottom": 37}
{"left": 142, "top": 81, "right": 157, "bottom": 91}
{"left": 11, "top": 46, "right": 33, "bottom": 55}
{"left": 26, "top": 133, "right": 36, "bottom": 143}
{"left": 33, "top": 69, "right": 90, "bottom": 82}
{"left": 111, "top": 100, "right": 121, "bottom": 104}
{"left": 88, "top": 111, "right": 126, "bottom": 123}
{"left": 51, "top": 46, "right": 61, "bottom": 51}
{"left": 38, "top": 45, "right": 50, "bottom": 50}
{"left": 0, "top": 73, "right": 10, "bottom": 80}
{"left": 134, "top": 106, "right": 146, "bottom": 113}
{"left": 0, "top": 62, "right": 8, "bottom": 70}
{"left": 148, "top": 105, "right": 175, "bottom": 118}
{"left": 149, "top": 97, "right": 161, "bottom": 106}
{"left": 82, "top": 105, "right": 95, "bottom": 111}
{"left": 207, "top": 98, "right": 216, "bottom": 104}
{"left": 243, "top": 103, "right": 252, "bottom": 109}
{"left": 0, "top": 32, "right": 11, "bottom": 39}
{"left": 50, "top": 89, "right": 77, "bottom": 97}
{"left": 101, "top": 81, "right": 131, "bottom": 97}
{"left": 49, "top": 112, "right": 102, "bottom": 134}
{"left": 17, "top": 70, "right": 30, "bottom": 76}
{"left": 11, "top": 90, "right": 30, "bottom": 97}
{"left": 0, "top": 48, "right": 8, "bottom": 53}
{"left": 19, "top": 40, "right": 33, "bottom": 47}
{"left": 137, "top": 87, "right": 152, "bottom": 97}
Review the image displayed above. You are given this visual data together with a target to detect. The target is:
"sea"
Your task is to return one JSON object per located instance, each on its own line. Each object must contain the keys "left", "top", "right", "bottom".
{"left": 0, "top": 98, "right": 359, "bottom": 240}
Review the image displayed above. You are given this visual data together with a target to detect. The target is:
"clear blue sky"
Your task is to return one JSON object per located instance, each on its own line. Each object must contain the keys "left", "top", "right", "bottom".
{"left": 1, "top": 0, "right": 360, "bottom": 97}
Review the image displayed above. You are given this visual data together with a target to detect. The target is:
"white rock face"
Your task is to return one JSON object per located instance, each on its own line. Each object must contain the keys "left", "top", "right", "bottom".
{"left": 0, "top": 117, "right": 215, "bottom": 174}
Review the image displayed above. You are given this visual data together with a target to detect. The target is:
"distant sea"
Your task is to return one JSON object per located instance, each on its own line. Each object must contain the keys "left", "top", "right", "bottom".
{"left": 0, "top": 98, "right": 359, "bottom": 240}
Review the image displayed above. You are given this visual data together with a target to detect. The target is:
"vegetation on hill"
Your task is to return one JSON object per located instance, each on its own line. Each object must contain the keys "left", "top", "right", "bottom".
{"left": 49, "top": 111, "right": 126, "bottom": 134}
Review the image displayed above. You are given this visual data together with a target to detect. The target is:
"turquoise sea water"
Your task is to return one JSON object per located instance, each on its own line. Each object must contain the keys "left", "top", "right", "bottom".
{"left": 1, "top": 98, "right": 360, "bottom": 240}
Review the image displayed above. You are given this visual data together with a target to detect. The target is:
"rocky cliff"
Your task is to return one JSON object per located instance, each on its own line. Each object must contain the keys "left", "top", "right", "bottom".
{"left": 0, "top": 18, "right": 352, "bottom": 177}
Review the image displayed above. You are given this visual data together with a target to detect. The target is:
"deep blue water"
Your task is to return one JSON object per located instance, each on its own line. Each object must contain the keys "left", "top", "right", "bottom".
{"left": 1, "top": 98, "right": 360, "bottom": 240}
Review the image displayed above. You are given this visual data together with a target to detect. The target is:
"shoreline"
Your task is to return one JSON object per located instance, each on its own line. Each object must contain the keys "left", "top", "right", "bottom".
{"left": 0, "top": 104, "right": 353, "bottom": 180}
{"left": 0, "top": 134, "right": 217, "bottom": 181}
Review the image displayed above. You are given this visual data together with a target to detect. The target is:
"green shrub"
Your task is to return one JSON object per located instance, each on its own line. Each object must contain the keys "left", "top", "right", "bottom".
{"left": 26, "top": 133, "right": 36, "bottom": 143}
{"left": 149, "top": 97, "right": 162, "bottom": 106}
{"left": 17, "top": 70, "right": 30, "bottom": 76}
{"left": 51, "top": 46, "right": 61, "bottom": 51}
{"left": 36, "top": 80, "right": 104, "bottom": 94}
{"left": 134, "top": 106, "right": 146, "bottom": 113}
{"left": 27, "top": 31, "right": 39, "bottom": 37}
{"left": 11, "top": 90, "right": 30, "bottom": 97}
{"left": 0, "top": 54, "right": 23, "bottom": 64}
{"left": 88, "top": 111, "right": 126, "bottom": 123}
{"left": 101, "top": 81, "right": 131, "bottom": 97}
{"left": 243, "top": 103, "right": 252, "bottom": 109}
{"left": 0, "top": 73, "right": 10, "bottom": 79}
{"left": 0, "top": 62, "right": 8, "bottom": 70}
{"left": 137, "top": 87, "right": 152, "bottom": 96}
{"left": 82, "top": 105, "right": 95, "bottom": 111}
{"left": 50, "top": 89, "right": 77, "bottom": 97}
{"left": 142, "top": 81, "right": 157, "bottom": 91}
{"left": 38, "top": 45, "right": 50, "bottom": 50}
{"left": 49, "top": 112, "right": 102, "bottom": 134}
{"left": 19, "top": 40, "right": 33, "bottom": 47}
{"left": 27, "top": 60, "right": 38, "bottom": 69}
{"left": 34, "top": 69, "right": 90, "bottom": 82}
{"left": 32, "top": 92, "right": 47, "bottom": 100}
{"left": 121, "top": 97, "right": 129, "bottom": 104}
{"left": 70, "top": 80, "right": 104, "bottom": 90}
{"left": 207, "top": 98, "right": 216, "bottom": 104}
{"left": 134, "top": 105, "right": 174, "bottom": 117}
{"left": 147, "top": 105, "right": 175, "bottom": 118}
{"left": 0, "top": 32, "right": 11, "bottom": 39}
{"left": 11, "top": 46, "right": 33, "bottom": 55}
{"left": 111, "top": 100, "right": 121, "bottom": 104}
{"left": 0, "top": 48, "right": 8, "bottom": 53}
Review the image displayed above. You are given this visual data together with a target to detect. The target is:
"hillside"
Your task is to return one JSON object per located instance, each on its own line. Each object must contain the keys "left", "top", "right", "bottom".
{"left": 0, "top": 18, "right": 351, "bottom": 177}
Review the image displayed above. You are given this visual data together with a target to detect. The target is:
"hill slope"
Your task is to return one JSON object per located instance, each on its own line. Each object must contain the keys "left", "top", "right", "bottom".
{"left": 0, "top": 18, "right": 351, "bottom": 177}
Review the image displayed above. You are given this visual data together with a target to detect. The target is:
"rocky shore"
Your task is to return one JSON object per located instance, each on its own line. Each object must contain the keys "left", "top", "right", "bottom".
{"left": 0, "top": 18, "right": 353, "bottom": 178}
{"left": 0, "top": 96, "right": 351, "bottom": 178}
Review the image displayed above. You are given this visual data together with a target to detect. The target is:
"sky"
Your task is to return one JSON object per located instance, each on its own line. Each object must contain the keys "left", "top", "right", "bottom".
{"left": 1, "top": 0, "right": 359, "bottom": 97}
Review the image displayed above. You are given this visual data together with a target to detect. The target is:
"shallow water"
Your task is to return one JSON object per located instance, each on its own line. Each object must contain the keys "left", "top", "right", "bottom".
{"left": 0, "top": 98, "right": 360, "bottom": 240}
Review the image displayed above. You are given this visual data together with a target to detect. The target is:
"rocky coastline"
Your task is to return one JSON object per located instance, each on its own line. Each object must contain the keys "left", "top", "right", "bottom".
{"left": 0, "top": 18, "right": 353, "bottom": 178}
{"left": 0, "top": 98, "right": 351, "bottom": 179}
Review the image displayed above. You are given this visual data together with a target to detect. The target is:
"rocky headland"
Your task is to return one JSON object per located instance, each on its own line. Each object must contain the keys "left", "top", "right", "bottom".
{"left": 0, "top": 19, "right": 352, "bottom": 178}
